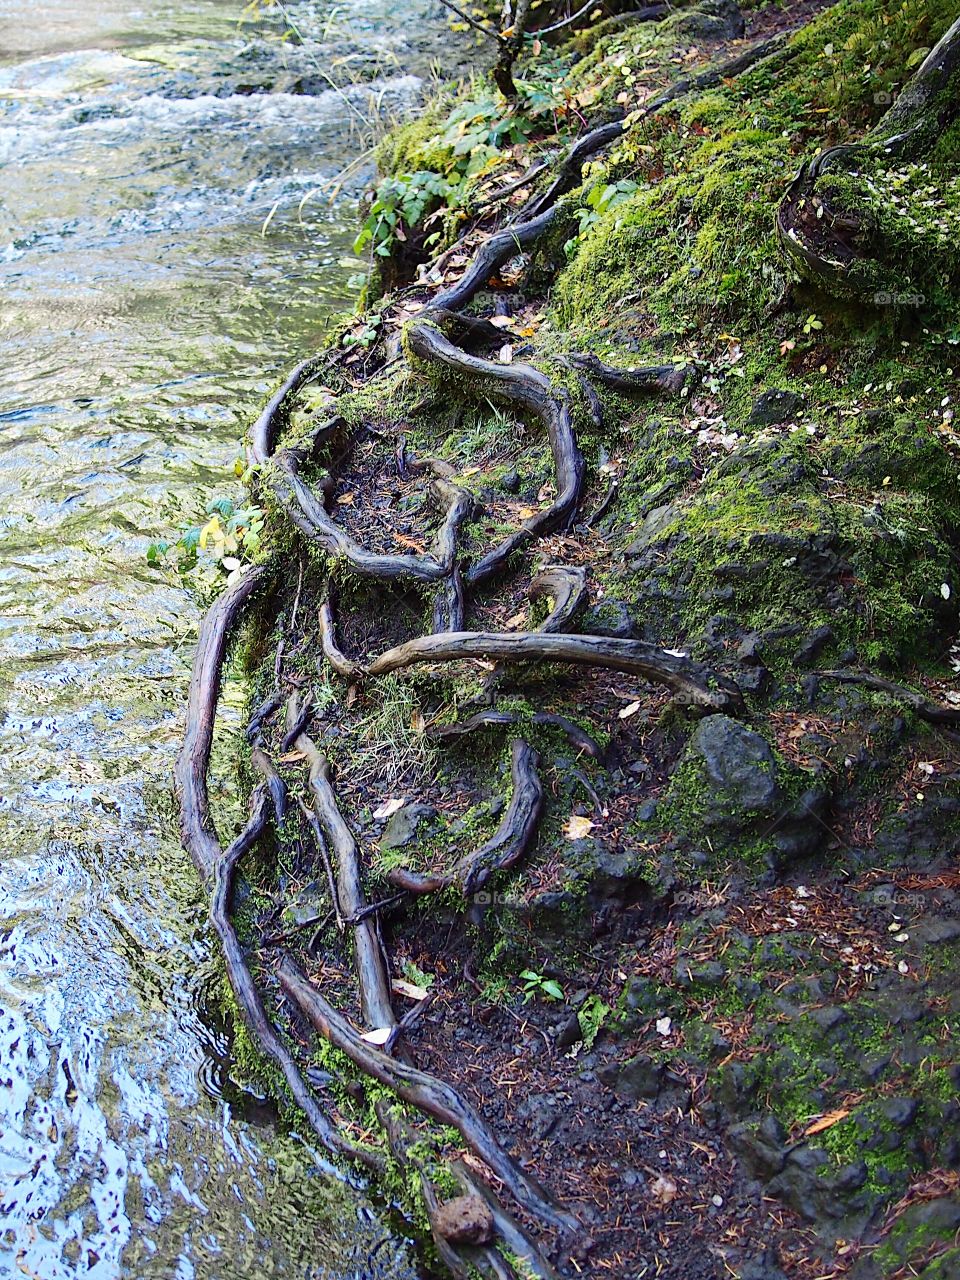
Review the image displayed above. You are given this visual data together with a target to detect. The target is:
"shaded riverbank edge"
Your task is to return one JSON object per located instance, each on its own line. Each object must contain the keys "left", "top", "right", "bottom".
{"left": 181, "top": 1, "right": 960, "bottom": 1276}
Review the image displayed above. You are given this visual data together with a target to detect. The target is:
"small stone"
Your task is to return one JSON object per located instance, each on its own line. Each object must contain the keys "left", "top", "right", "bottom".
{"left": 380, "top": 803, "right": 435, "bottom": 850}
{"left": 500, "top": 468, "right": 520, "bottom": 493}
{"left": 433, "top": 1195, "right": 495, "bottom": 1245}
{"left": 748, "top": 389, "right": 806, "bottom": 426}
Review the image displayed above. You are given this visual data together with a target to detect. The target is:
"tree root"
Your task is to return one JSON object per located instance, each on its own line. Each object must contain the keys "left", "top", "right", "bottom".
{"left": 319, "top": 597, "right": 366, "bottom": 681}
{"left": 368, "top": 629, "right": 744, "bottom": 713}
{"left": 407, "top": 322, "right": 584, "bottom": 586}
{"left": 777, "top": 17, "right": 960, "bottom": 293}
{"left": 426, "top": 207, "right": 559, "bottom": 313}
{"left": 176, "top": 564, "right": 270, "bottom": 881}
{"left": 817, "top": 670, "right": 960, "bottom": 727}
{"left": 562, "top": 351, "right": 691, "bottom": 396}
{"left": 211, "top": 783, "right": 384, "bottom": 1172}
{"left": 288, "top": 698, "right": 397, "bottom": 1031}
{"left": 530, "top": 565, "right": 587, "bottom": 632}
{"left": 427, "top": 708, "right": 604, "bottom": 759}
{"left": 277, "top": 956, "right": 577, "bottom": 1234}
{"left": 387, "top": 738, "right": 543, "bottom": 897}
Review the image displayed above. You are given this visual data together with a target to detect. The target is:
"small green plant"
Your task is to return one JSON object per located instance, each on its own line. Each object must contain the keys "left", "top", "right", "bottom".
{"left": 354, "top": 171, "right": 456, "bottom": 258}
{"left": 565, "top": 179, "right": 639, "bottom": 254}
{"left": 520, "top": 969, "right": 564, "bottom": 1002}
{"left": 147, "top": 492, "right": 264, "bottom": 586}
{"left": 577, "top": 995, "right": 611, "bottom": 1049}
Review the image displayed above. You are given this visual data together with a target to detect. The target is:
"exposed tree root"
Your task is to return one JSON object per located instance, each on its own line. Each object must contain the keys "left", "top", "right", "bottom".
{"left": 407, "top": 322, "right": 585, "bottom": 586}
{"left": 562, "top": 351, "right": 692, "bottom": 396}
{"left": 530, "top": 565, "right": 588, "bottom": 633}
{"left": 288, "top": 698, "right": 397, "bottom": 1031}
{"left": 277, "top": 956, "right": 577, "bottom": 1234}
{"left": 425, "top": 206, "right": 559, "bottom": 313}
{"left": 211, "top": 783, "right": 384, "bottom": 1172}
{"left": 387, "top": 738, "right": 543, "bottom": 897}
{"left": 427, "top": 708, "right": 604, "bottom": 759}
{"left": 319, "top": 597, "right": 366, "bottom": 680}
{"left": 368, "top": 629, "right": 744, "bottom": 713}
{"left": 818, "top": 670, "right": 960, "bottom": 727}
{"left": 176, "top": 564, "right": 270, "bottom": 881}
{"left": 777, "top": 17, "right": 960, "bottom": 292}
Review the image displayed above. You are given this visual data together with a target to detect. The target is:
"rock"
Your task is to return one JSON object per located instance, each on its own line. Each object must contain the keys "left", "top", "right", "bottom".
{"left": 737, "top": 632, "right": 764, "bottom": 664}
{"left": 910, "top": 917, "right": 960, "bottom": 946}
{"left": 749, "top": 389, "right": 806, "bottom": 426}
{"left": 380, "top": 803, "right": 435, "bottom": 850}
{"left": 881, "top": 1096, "right": 919, "bottom": 1129}
{"left": 809, "top": 1005, "right": 848, "bottom": 1035}
{"left": 556, "top": 1011, "right": 583, "bottom": 1048}
{"left": 516, "top": 1093, "right": 560, "bottom": 1139}
{"left": 673, "top": 0, "right": 745, "bottom": 41}
{"left": 500, "top": 467, "right": 520, "bottom": 493}
{"left": 793, "top": 625, "right": 834, "bottom": 665}
{"left": 624, "top": 502, "right": 679, "bottom": 554}
{"left": 433, "top": 1195, "right": 495, "bottom": 1245}
{"left": 582, "top": 600, "right": 638, "bottom": 639}
{"left": 676, "top": 959, "right": 725, "bottom": 989}
{"left": 600, "top": 1053, "right": 663, "bottom": 1100}
{"left": 688, "top": 714, "right": 779, "bottom": 814}
{"left": 727, "top": 1116, "right": 788, "bottom": 1179}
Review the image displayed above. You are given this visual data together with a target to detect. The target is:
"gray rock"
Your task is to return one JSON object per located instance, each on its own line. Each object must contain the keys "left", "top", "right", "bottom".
{"left": 434, "top": 1195, "right": 495, "bottom": 1245}
{"left": 881, "top": 1096, "right": 919, "bottom": 1129}
{"left": 516, "top": 1093, "right": 560, "bottom": 1139}
{"left": 600, "top": 1053, "right": 663, "bottom": 1100}
{"left": 624, "top": 502, "right": 679, "bottom": 554}
{"left": 727, "top": 1115, "right": 788, "bottom": 1179}
{"left": 749, "top": 389, "right": 806, "bottom": 426}
{"left": 688, "top": 714, "right": 779, "bottom": 814}
{"left": 380, "top": 803, "right": 435, "bottom": 850}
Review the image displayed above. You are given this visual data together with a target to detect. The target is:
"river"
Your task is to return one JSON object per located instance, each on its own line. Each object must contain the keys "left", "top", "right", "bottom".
{"left": 0, "top": 2, "right": 448, "bottom": 1275}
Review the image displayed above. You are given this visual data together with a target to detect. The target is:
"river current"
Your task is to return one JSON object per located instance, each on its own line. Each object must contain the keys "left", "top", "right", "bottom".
{"left": 0, "top": 2, "right": 447, "bottom": 1274}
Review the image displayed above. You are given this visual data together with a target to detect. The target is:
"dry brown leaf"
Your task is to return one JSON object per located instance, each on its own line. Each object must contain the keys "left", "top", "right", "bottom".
{"left": 804, "top": 1108, "right": 850, "bottom": 1137}
{"left": 336, "top": 492, "right": 356, "bottom": 505}
{"left": 504, "top": 611, "right": 527, "bottom": 629}
{"left": 373, "top": 797, "right": 406, "bottom": 820}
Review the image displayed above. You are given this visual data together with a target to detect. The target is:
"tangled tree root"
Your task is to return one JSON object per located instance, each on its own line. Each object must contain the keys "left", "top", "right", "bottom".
{"left": 172, "top": 19, "right": 784, "bottom": 1268}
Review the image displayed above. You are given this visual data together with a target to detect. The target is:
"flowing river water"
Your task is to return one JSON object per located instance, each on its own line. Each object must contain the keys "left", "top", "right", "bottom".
{"left": 0, "top": 3, "right": 451, "bottom": 1274}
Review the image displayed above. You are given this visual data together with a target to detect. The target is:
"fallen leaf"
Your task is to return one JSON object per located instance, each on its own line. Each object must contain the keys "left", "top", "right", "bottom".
{"left": 656, "top": 1016, "right": 672, "bottom": 1037}
{"left": 564, "top": 814, "right": 595, "bottom": 840}
{"left": 504, "top": 611, "right": 527, "bottom": 629}
{"left": 336, "top": 492, "right": 356, "bottom": 505}
{"left": 373, "top": 797, "right": 406, "bottom": 820}
{"left": 360, "top": 1027, "right": 393, "bottom": 1046}
{"left": 618, "top": 700, "right": 642, "bottom": 719}
{"left": 649, "top": 1174, "right": 678, "bottom": 1206}
{"left": 499, "top": 344, "right": 513, "bottom": 364}
{"left": 517, "top": 506, "right": 536, "bottom": 519}
{"left": 392, "top": 978, "right": 429, "bottom": 1001}
{"left": 278, "top": 751, "right": 306, "bottom": 763}
{"left": 488, "top": 314, "right": 513, "bottom": 329}
{"left": 804, "top": 1108, "right": 850, "bottom": 1137}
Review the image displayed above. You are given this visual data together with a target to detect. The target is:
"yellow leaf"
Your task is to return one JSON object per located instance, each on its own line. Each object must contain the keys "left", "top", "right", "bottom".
{"left": 336, "top": 492, "right": 356, "bottom": 505}
{"left": 564, "top": 814, "right": 595, "bottom": 840}
{"left": 198, "top": 516, "right": 220, "bottom": 550}
{"left": 804, "top": 1108, "right": 850, "bottom": 1137}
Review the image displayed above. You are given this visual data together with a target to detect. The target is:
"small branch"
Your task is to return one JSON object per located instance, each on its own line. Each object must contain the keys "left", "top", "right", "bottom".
{"left": 436, "top": 0, "right": 505, "bottom": 44}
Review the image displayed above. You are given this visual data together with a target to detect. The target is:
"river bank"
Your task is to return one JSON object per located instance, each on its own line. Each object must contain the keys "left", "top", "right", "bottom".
{"left": 180, "top": 1, "right": 960, "bottom": 1277}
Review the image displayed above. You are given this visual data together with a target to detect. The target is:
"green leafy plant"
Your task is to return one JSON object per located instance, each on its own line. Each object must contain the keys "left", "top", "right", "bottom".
{"left": 577, "top": 994, "right": 611, "bottom": 1049}
{"left": 565, "top": 178, "right": 640, "bottom": 254}
{"left": 354, "top": 171, "right": 456, "bottom": 258}
{"left": 520, "top": 969, "right": 564, "bottom": 1002}
{"left": 147, "top": 491, "right": 264, "bottom": 585}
